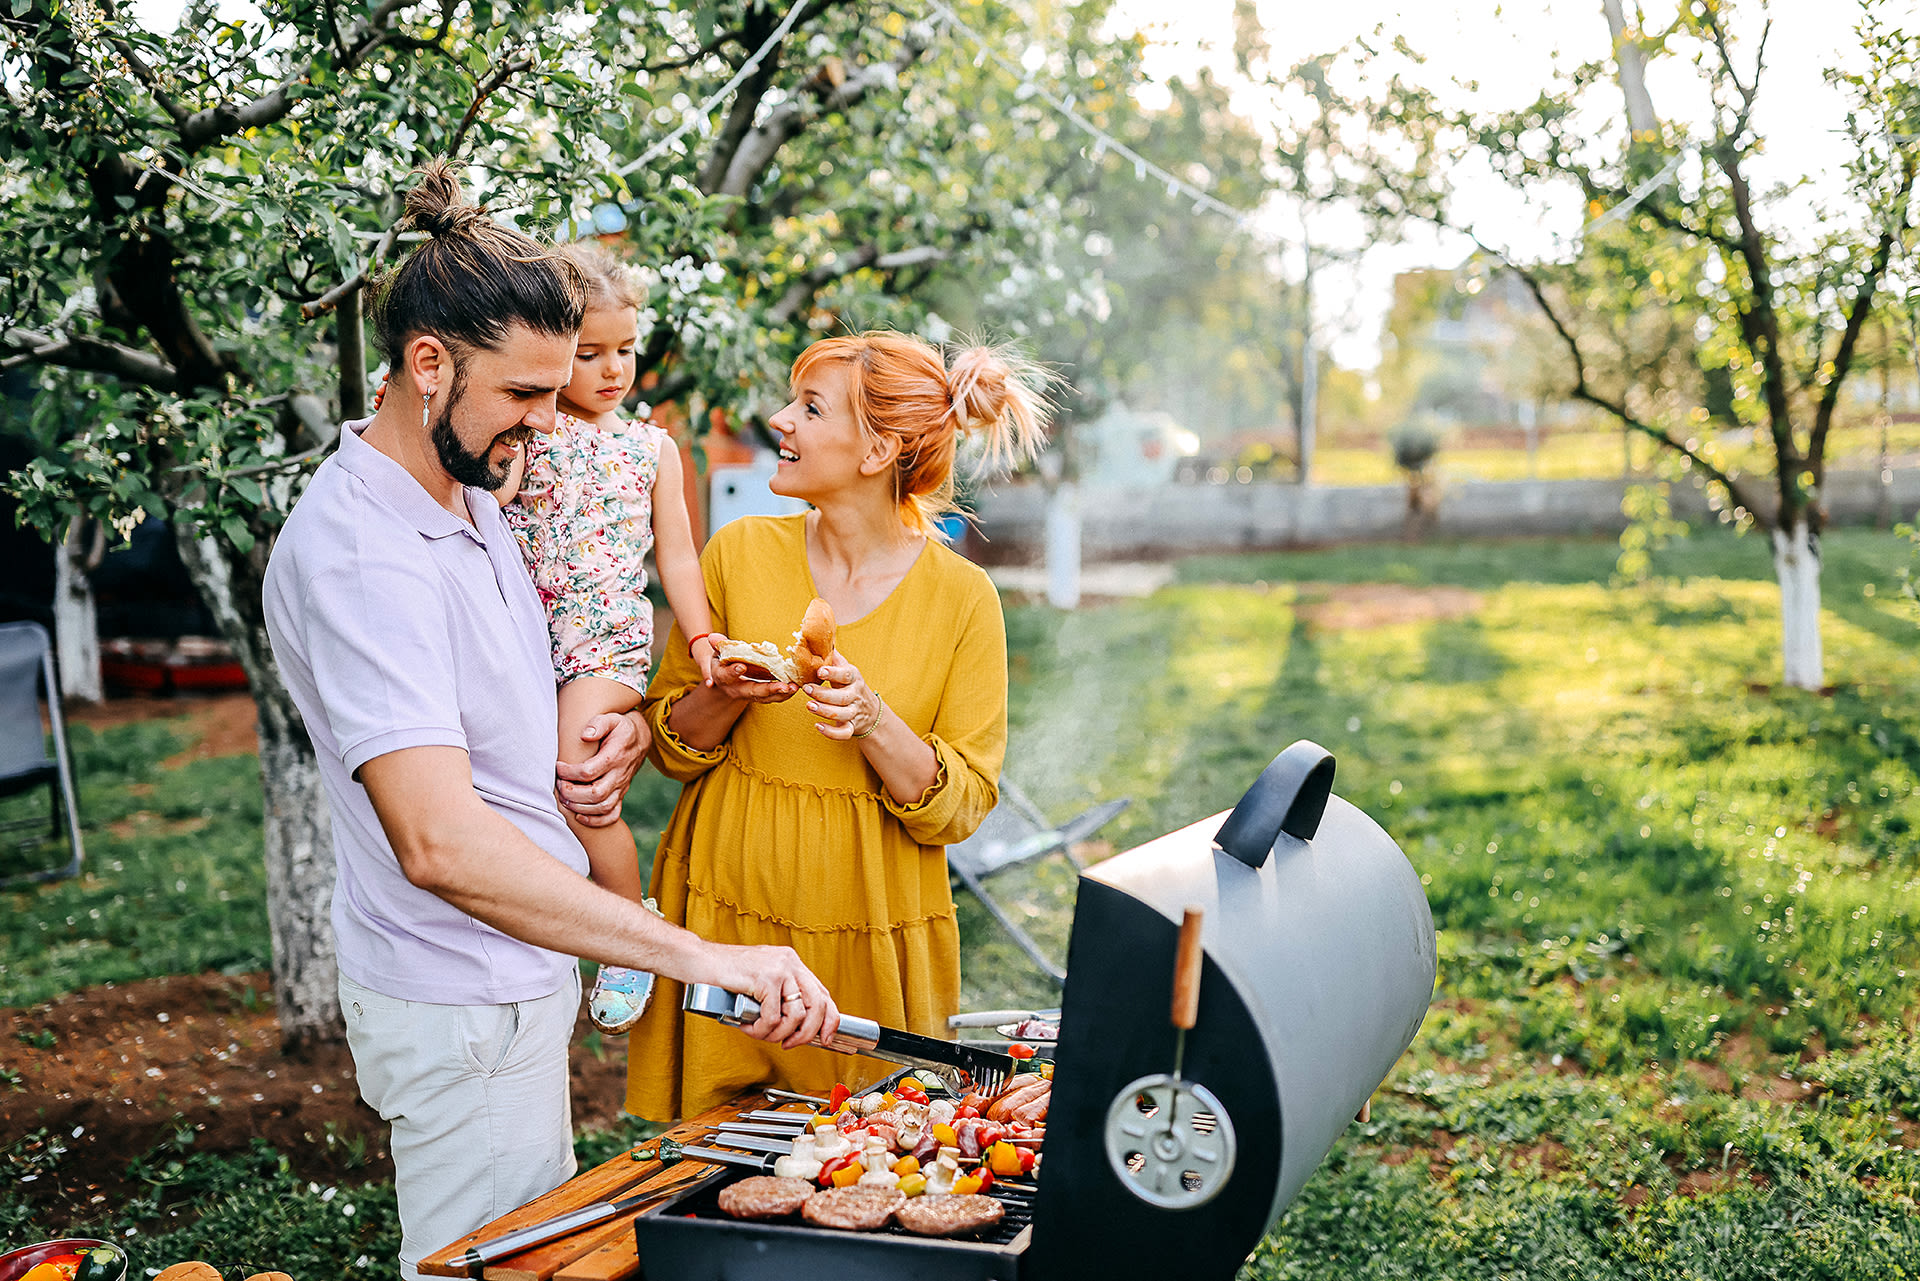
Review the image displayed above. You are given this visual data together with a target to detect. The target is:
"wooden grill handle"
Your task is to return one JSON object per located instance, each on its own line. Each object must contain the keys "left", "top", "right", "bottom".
{"left": 1171, "top": 905, "right": 1204, "bottom": 1030}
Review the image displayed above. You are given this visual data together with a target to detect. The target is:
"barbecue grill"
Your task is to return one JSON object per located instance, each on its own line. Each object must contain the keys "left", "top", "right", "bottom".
{"left": 633, "top": 740, "right": 1436, "bottom": 1281}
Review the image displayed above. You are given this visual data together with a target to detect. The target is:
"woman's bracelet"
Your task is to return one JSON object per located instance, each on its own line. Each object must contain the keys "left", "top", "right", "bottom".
{"left": 686, "top": 632, "right": 715, "bottom": 653}
{"left": 853, "top": 703, "right": 884, "bottom": 739}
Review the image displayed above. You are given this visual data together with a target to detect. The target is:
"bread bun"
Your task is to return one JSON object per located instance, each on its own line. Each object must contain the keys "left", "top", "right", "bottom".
{"left": 714, "top": 598, "right": 837, "bottom": 684}
{"left": 790, "top": 597, "right": 836, "bottom": 684}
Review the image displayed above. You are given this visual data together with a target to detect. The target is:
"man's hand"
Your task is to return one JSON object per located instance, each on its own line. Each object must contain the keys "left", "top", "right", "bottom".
{"left": 556, "top": 710, "right": 647, "bottom": 828}
{"left": 714, "top": 943, "right": 841, "bottom": 1051}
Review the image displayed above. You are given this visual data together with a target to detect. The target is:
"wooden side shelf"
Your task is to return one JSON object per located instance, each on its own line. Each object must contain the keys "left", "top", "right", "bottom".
{"left": 418, "top": 1091, "right": 753, "bottom": 1280}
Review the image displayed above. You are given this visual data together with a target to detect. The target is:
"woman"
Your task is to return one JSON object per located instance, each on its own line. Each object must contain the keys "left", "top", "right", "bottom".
{"left": 625, "top": 332, "right": 1048, "bottom": 1120}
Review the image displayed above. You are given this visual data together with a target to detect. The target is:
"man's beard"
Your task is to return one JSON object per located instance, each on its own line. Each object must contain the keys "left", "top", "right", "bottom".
{"left": 429, "top": 381, "right": 526, "bottom": 491}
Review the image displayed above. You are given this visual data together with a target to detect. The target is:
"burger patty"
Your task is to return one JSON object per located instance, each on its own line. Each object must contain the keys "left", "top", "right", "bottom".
{"left": 892, "top": 1193, "right": 1006, "bottom": 1238}
{"left": 800, "top": 1186, "right": 908, "bottom": 1231}
{"left": 716, "top": 1176, "right": 816, "bottom": 1220}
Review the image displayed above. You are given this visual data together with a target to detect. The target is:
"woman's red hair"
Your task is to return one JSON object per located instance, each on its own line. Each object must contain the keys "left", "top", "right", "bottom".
{"left": 790, "top": 332, "right": 1050, "bottom": 538}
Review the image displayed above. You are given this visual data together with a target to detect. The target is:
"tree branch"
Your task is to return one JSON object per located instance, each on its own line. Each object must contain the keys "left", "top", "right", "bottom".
{"left": 175, "top": 0, "right": 414, "bottom": 152}
{"left": 712, "top": 21, "right": 937, "bottom": 198}
{"left": 698, "top": 4, "right": 784, "bottom": 194}
{"left": 448, "top": 56, "right": 535, "bottom": 158}
{"left": 1485, "top": 244, "right": 1763, "bottom": 521}
{"left": 1, "top": 329, "right": 182, "bottom": 393}
{"left": 1810, "top": 153, "right": 1915, "bottom": 488}
{"left": 762, "top": 244, "right": 949, "bottom": 327}
{"left": 301, "top": 224, "right": 400, "bottom": 320}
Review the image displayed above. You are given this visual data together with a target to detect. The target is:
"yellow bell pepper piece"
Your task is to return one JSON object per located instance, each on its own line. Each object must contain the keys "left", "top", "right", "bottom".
{"left": 830, "top": 1160, "right": 866, "bottom": 1187}
{"left": 897, "top": 1172, "right": 928, "bottom": 1197}
{"left": 951, "top": 1173, "right": 985, "bottom": 1196}
{"left": 987, "top": 1141, "right": 1024, "bottom": 1179}
{"left": 891, "top": 1155, "right": 920, "bottom": 1176}
{"left": 931, "top": 1123, "right": 958, "bottom": 1146}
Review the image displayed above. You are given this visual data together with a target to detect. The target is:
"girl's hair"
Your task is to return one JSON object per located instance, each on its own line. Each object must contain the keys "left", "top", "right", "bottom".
{"left": 555, "top": 239, "right": 643, "bottom": 313}
{"left": 368, "top": 159, "right": 586, "bottom": 368}
{"left": 791, "top": 332, "right": 1051, "bottom": 539}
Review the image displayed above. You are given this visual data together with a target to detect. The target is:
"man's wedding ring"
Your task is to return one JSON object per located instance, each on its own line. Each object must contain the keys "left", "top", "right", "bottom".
{"left": 784, "top": 993, "right": 804, "bottom": 1005}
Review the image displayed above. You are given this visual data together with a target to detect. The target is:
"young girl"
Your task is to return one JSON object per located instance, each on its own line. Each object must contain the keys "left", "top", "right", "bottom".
{"left": 499, "top": 240, "right": 718, "bottom": 1033}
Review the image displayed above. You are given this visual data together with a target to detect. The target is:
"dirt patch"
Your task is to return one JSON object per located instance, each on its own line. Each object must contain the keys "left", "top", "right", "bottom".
{"left": 62, "top": 692, "right": 260, "bottom": 765}
{"left": 1295, "top": 584, "right": 1483, "bottom": 631}
{"left": 3, "top": 972, "right": 633, "bottom": 1219}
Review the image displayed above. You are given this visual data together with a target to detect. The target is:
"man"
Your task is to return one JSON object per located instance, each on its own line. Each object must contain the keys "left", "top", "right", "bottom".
{"left": 263, "top": 162, "right": 837, "bottom": 1279}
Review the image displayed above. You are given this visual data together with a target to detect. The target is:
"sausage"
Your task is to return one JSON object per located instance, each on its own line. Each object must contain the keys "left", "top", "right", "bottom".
{"left": 985, "top": 1075, "right": 1049, "bottom": 1122}
{"left": 1010, "top": 1080, "right": 1051, "bottom": 1126}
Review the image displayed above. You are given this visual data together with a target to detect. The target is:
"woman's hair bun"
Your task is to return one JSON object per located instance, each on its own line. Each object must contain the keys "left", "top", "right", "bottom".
{"left": 945, "top": 345, "right": 1014, "bottom": 431}
{"left": 404, "top": 159, "right": 482, "bottom": 239}
{"left": 945, "top": 342, "right": 1049, "bottom": 468}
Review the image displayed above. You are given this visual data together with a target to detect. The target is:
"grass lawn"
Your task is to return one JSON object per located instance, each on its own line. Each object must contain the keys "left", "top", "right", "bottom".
{"left": 5, "top": 525, "right": 1919, "bottom": 1276}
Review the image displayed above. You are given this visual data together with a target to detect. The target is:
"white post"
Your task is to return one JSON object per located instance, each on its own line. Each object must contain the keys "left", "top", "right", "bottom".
{"left": 1297, "top": 234, "right": 1317, "bottom": 487}
{"left": 53, "top": 517, "right": 103, "bottom": 703}
{"left": 1044, "top": 481, "right": 1081, "bottom": 610}
{"left": 1772, "top": 520, "right": 1824, "bottom": 690}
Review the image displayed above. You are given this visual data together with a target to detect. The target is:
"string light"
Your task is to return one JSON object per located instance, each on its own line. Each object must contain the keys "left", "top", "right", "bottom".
{"left": 616, "top": 0, "right": 810, "bottom": 177}
{"left": 920, "top": 0, "right": 1265, "bottom": 237}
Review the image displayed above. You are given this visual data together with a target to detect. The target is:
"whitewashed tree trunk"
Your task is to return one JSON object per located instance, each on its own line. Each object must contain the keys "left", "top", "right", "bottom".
{"left": 53, "top": 517, "right": 103, "bottom": 703}
{"left": 1772, "top": 519, "right": 1824, "bottom": 691}
{"left": 176, "top": 527, "right": 341, "bottom": 1050}
{"left": 1045, "top": 481, "right": 1081, "bottom": 610}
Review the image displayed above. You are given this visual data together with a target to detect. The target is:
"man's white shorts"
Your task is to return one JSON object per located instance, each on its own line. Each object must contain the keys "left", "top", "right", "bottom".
{"left": 340, "top": 970, "right": 580, "bottom": 1279}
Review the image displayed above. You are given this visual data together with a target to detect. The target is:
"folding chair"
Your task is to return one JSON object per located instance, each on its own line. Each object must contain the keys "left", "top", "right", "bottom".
{"left": 948, "top": 778, "right": 1129, "bottom": 985}
{"left": 0, "top": 621, "right": 84, "bottom": 886}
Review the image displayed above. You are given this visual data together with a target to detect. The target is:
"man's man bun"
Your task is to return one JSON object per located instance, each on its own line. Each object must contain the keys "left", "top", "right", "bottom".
{"left": 403, "top": 159, "right": 485, "bottom": 240}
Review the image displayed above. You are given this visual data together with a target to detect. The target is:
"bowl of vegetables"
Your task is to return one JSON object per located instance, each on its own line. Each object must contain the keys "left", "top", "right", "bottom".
{"left": 0, "top": 1240, "right": 128, "bottom": 1281}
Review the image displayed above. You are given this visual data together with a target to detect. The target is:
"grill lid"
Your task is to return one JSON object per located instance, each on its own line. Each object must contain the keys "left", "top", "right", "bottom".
{"left": 1027, "top": 741, "right": 1436, "bottom": 1280}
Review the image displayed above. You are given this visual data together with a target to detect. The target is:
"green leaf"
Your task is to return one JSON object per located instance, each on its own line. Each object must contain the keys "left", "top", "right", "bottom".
{"left": 229, "top": 476, "right": 264, "bottom": 506}
{"left": 221, "top": 516, "right": 255, "bottom": 554}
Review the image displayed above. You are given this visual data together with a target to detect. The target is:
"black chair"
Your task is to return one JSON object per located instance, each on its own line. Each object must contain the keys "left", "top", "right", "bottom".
{"left": 948, "top": 779, "right": 1129, "bottom": 985}
{"left": 0, "top": 621, "right": 84, "bottom": 886}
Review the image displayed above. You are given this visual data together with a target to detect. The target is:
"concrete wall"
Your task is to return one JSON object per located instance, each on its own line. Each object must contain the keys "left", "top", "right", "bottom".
{"left": 972, "top": 466, "right": 1920, "bottom": 563}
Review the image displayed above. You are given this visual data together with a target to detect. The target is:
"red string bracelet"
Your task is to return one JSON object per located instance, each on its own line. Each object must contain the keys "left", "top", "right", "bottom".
{"left": 686, "top": 632, "right": 715, "bottom": 653}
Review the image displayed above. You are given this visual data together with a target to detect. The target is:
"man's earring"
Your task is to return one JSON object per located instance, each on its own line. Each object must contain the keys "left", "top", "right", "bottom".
{"left": 420, "top": 389, "right": 433, "bottom": 431}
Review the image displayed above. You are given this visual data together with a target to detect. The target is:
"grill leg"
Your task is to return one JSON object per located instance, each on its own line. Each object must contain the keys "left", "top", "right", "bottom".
{"left": 950, "top": 862, "right": 1065, "bottom": 986}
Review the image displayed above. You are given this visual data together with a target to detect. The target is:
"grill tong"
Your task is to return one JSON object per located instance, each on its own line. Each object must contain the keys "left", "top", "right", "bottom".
{"left": 684, "top": 984, "right": 1017, "bottom": 1096}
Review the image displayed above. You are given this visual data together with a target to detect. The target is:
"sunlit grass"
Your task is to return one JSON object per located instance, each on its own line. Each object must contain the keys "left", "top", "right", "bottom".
{"left": 953, "top": 526, "right": 1920, "bottom": 1276}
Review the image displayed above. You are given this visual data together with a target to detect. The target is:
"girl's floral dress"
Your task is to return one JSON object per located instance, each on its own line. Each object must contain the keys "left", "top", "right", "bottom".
{"left": 503, "top": 412, "right": 670, "bottom": 692}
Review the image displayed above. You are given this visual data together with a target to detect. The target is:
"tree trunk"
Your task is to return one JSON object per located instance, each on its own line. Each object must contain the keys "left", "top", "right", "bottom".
{"left": 176, "top": 526, "right": 342, "bottom": 1051}
{"left": 1772, "top": 518, "right": 1823, "bottom": 691}
{"left": 53, "top": 517, "right": 103, "bottom": 703}
{"left": 1601, "top": 0, "right": 1657, "bottom": 134}
{"left": 1044, "top": 481, "right": 1082, "bottom": 610}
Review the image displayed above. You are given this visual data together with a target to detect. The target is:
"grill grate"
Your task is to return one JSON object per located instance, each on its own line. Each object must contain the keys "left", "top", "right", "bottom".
{"left": 670, "top": 1171, "right": 1036, "bottom": 1249}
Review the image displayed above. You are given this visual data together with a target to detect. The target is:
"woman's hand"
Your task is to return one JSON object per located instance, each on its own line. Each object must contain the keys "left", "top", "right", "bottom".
{"left": 804, "top": 654, "right": 887, "bottom": 741}
{"left": 704, "top": 635, "right": 801, "bottom": 706}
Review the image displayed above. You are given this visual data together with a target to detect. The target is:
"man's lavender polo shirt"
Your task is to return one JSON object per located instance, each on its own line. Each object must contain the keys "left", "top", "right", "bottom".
{"left": 263, "top": 420, "right": 588, "bottom": 1006}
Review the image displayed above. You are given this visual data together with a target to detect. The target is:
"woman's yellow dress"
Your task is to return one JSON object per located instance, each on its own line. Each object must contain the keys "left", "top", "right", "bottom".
{"left": 624, "top": 513, "right": 1007, "bottom": 1120}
